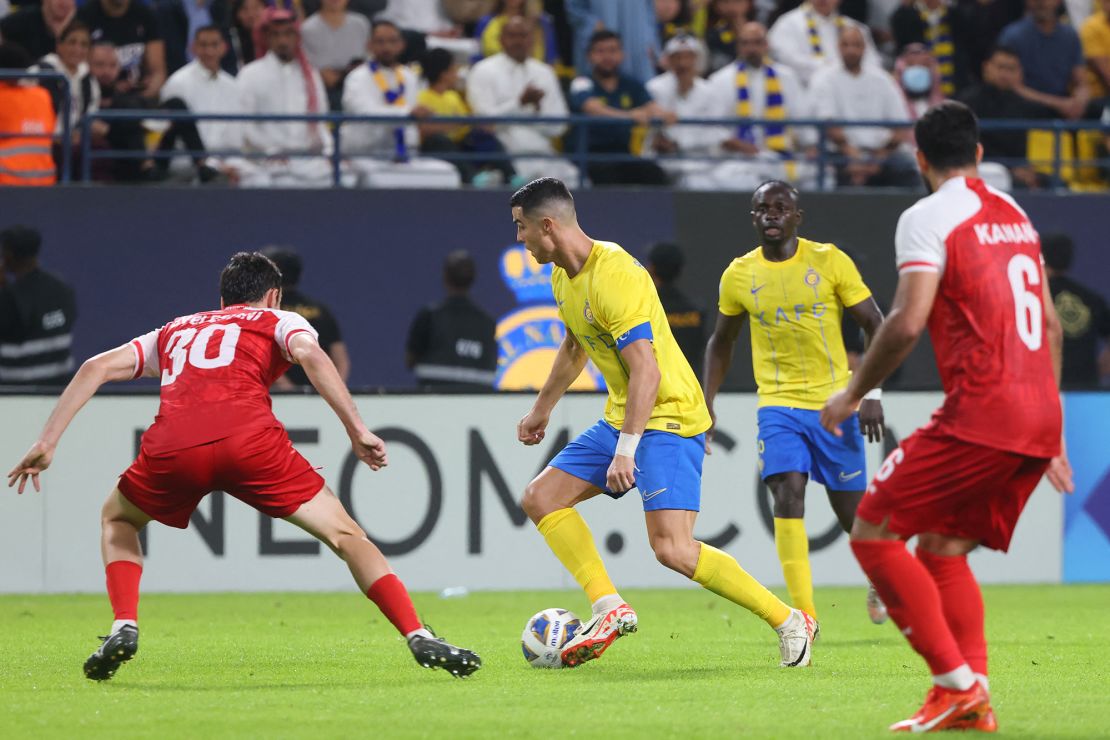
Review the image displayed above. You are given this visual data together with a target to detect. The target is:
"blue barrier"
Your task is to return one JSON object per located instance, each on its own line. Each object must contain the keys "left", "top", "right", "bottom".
{"left": 77, "top": 109, "right": 1110, "bottom": 190}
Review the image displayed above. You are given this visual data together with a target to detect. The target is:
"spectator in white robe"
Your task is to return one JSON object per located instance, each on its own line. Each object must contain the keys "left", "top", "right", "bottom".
{"left": 466, "top": 16, "right": 577, "bottom": 184}
{"left": 236, "top": 8, "right": 337, "bottom": 187}
{"left": 767, "top": 0, "right": 879, "bottom": 86}
{"left": 341, "top": 19, "right": 460, "bottom": 188}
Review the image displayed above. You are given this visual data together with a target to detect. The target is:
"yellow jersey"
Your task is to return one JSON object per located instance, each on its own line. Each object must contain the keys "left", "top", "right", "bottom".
{"left": 552, "top": 241, "right": 711, "bottom": 437}
{"left": 718, "top": 238, "right": 872, "bottom": 410}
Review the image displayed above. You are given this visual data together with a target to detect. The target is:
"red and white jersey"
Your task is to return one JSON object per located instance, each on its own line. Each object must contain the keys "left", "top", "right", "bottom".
{"left": 895, "top": 176, "right": 1061, "bottom": 458}
{"left": 130, "top": 305, "right": 318, "bottom": 454}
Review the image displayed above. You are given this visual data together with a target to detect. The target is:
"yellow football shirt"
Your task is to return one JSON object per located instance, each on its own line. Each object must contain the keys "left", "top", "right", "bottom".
{"left": 552, "top": 241, "right": 711, "bottom": 437}
{"left": 718, "top": 238, "right": 872, "bottom": 410}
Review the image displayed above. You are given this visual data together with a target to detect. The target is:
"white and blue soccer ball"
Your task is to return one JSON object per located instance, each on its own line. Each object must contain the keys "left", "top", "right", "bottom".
{"left": 521, "top": 608, "right": 582, "bottom": 668}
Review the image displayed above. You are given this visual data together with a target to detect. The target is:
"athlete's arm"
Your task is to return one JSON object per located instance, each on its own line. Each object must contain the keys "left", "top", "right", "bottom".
{"left": 290, "top": 332, "right": 387, "bottom": 471}
{"left": 7, "top": 343, "right": 139, "bottom": 493}
{"left": 1041, "top": 275, "right": 1075, "bottom": 493}
{"left": 703, "top": 311, "right": 747, "bottom": 446}
{"left": 607, "top": 338, "right": 661, "bottom": 493}
{"left": 518, "top": 331, "right": 587, "bottom": 446}
{"left": 820, "top": 272, "right": 940, "bottom": 436}
{"left": 844, "top": 297, "right": 886, "bottom": 443}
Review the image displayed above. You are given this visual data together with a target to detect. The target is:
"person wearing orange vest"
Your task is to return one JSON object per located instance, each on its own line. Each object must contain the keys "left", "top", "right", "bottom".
{"left": 0, "top": 43, "right": 58, "bottom": 187}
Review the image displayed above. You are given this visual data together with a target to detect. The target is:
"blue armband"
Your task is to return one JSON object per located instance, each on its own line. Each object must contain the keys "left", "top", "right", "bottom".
{"left": 615, "top": 322, "right": 653, "bottom": 350}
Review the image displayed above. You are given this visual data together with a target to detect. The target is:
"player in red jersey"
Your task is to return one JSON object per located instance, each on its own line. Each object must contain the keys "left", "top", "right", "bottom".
{"left": 7, "top": 252, "right": 480, "bottom": 681}
{"left": 820, "top": 102, "right": 1074, "bottom": 733}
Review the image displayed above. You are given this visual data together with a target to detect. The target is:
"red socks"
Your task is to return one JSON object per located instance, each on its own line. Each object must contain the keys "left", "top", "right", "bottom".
{"left": 366, "top": 574, "right": 422, "bottom": 637}
{"left": 105, "top": 560, "right": 142, "bottom": 621}
{"left": 851, "top": 540, "right": 966, "bottom": 676}
{"left": 916, "top": 548, "right": 988, "bottom": 676}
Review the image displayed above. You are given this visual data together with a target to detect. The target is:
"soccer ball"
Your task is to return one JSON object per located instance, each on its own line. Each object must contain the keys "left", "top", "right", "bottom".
{"left": 521, "top": 608, "right": 582, "bottom": 668}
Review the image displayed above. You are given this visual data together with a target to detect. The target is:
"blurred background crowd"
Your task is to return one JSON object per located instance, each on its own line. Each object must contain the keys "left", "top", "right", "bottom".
{"left": 0, "top": 0, "right": 1107, "bottom": 189}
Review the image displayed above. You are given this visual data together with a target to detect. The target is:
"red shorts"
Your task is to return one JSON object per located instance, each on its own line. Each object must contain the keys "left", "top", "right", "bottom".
{"left": 117, "top": 425, "right": 324, "bottom": 529}
{"left": 857, "top": 428, "right": 1050, "bottom": 552}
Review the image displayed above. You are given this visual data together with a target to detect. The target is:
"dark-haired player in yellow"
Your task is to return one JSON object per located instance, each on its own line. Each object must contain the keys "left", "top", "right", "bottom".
{"left": 704, "top": 180, "right": 888, "bottom": 631}
{"left": 511, "top": 177, "right": 817, "bottom": 669}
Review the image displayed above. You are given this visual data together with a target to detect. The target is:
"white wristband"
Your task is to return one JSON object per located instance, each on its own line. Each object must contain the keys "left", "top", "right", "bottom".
{"left": 863, "top": 388, "right": 882, "bottom": 401}
{"left": 615, "top": 432, "right": 641, "bottom": 458}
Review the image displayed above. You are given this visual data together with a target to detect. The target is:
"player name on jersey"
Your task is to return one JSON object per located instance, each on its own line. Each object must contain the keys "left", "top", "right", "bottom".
{"left": 972, "top": 222, "right": 1038, "bottom": 246}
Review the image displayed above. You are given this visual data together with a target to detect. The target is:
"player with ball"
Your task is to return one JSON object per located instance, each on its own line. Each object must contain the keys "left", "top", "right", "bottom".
{"left": 511, "top": 179, "right": 816, "bottom": 669}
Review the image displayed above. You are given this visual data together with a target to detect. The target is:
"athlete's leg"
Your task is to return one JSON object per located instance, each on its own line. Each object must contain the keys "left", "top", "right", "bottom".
{"left": 646, "top": 509, "right": 791, "bottom": 627}
{"left": 850, "top": 517, "right": 975, "bottom": 690}
{"left": 101, "top": 488, "right": 151, "bottom": 625}
{"left": 824, "top": 488, "right": 864, "bottom": 533}
{"left": 916, "top": 533, "right": 987, "bottom": 685}
{"left": 767, "top": 472, "right": 818, "bottom": 619}
{"left": 522, "top": 466, "right": 620, "bottom": 613}
{"left": 284, "top": 486, "right": 426, "bottom": 633}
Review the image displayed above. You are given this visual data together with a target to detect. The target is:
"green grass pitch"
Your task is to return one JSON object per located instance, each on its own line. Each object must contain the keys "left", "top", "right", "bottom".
{"left": 2, "top": 585, "right": 1107, "bottom": 739}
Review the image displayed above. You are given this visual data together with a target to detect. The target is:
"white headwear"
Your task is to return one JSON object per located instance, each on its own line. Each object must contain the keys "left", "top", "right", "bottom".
{"left": 661, "top": 33, "right": 707, "bottom": 74}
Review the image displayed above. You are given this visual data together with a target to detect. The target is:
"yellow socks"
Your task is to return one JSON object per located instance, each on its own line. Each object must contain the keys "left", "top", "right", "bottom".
{"left": 775, "top": 517, "right": 817, "bottom": 619}
{"left": 537, "top": 509, "right": 618, "bottom": 604}
{"left": 693, "top": 543, "right": 792, "bottom": 628}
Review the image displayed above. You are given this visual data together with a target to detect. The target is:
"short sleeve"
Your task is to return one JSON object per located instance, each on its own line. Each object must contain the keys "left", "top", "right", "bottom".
{"left": 894, "top": 206, "right": 947, "bottom": 275}
{"left": 274, "top": 311, "right": 319, "bottom": 361}
{"left": 568, "top": 76, "right": 596, "bottom": 112}
{"left": 717, "top": 262, "right": 746, "bottom": 316}
{"left": 130, "top": 328, "right": 161, "bottom": 379}
{"left": 592, "top": 257, "right": 655, "bottom": 342}
{"left": 832, "top": 248, "right": 873, "bottom": 307}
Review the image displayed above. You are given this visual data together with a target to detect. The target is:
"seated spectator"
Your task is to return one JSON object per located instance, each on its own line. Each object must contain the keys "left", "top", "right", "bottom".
{"left": 261, "top": 246, "right": 352, "bottom": 388}
{"left": 0, "top": 44, "right": 57, "bottom": 187}
{"left": 0, "top": 0, "right": 76, "bottom": 62}
{"left": 475, "top": 0, "right": 558, "bottom": 64}
{"left": 416, "top": 48, "right": 516, "bottom": 186}
{"left": 953, "top": 0, "right": 1025, "bottom": 83}
{"left": 809, "top": 25, "right": 917, "bottom": 187}
{"left": 78, "top": 0, "right": 167, "bottom": 100}
{"left": 699, "top": 21, "right": 807, "bottom": 189}
{"left": 998, "top": 0, "right": 1090, "bottom": 118}
{"left": 0, "top": 225, "right": 76, "bottom": 385}
{"left": 893, "top": 42, "right": 945, "bottom": 119}
{"left": 29, "top": 20, "right": 100, "bottom": 180}
{"left": 374, "top": 0, "right": 464, "bottom": 64}
{"left": 706, "top": 0, "right": 754, "bottom": 73}
{"left": 650, "top": 32, "right": 759, "bottom": 189}
{"left": 466, "top": 16, "right": 579, "bottom": 184}
{"left": 87, "top": 40, "right": 152, "bottom": 181}
{"left": 236, "top": 8, "right": 336, "bottom": 187}
{"left": 1080, "top": 0, "right": 1110, "bottom": 101}
{"left": 566, "top": 0, "right": 660, "bottom": 83}
{"left": 158, "top": 25, "right": 243, "bottom": 183}
{"left": 957, "top": 45, "right": 1053, "bottom": 188}
{"left": 890, "top": 0, "right": 965, "bottom": 95}
{"left": 223, "top": 0, "right": 264, "bottom": 73}
{"left": 405, "top": 250, "right": 498, "bottom": 389}
{"left": 301, "top": 0, "right": 370, "bottom": 110}
{"left": 566, "top": 29, "right": 673, "bottom": 186}
{"left": 342, "top": 20, "right": 461, "bottom": 188}
{"left": 1042, "top": 233, "right": 1110, "bottom": 388}
{"left": 768, "top": 0, "right": 879, "bottom": 86}
{"left": 656, "top": 0, "right": 702, "bottom": 50}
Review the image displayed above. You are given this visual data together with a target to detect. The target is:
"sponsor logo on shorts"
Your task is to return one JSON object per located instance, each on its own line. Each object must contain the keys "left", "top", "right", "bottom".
{"left": 640, "top": 487, "right": 668, "bottom": 502}
{"left": 838, "top": 470, "right": 863, "bottom": 482}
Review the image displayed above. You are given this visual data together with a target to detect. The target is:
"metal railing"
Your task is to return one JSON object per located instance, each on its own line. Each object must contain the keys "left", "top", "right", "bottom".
{"left": 0, "top": 70, "right": 73, "bottom": 183}
{"left": 39, "top": 106, "right": 1110, "bottom": 190}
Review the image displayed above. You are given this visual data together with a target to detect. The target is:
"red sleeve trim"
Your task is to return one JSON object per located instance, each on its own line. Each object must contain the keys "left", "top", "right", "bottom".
{"left": 284, "top": 328, "right": 310, "bottom": 356}
{"left": 898, "top": 261, "right": 940, "bottom": 273}
{"left": 130, "top": 339, "right": 144, "bottom": 380}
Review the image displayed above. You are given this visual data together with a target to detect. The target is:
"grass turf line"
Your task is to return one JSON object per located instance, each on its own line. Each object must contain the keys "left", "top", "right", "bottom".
{"left": 1, "top": 585, "right": 1107, "bottom": 739}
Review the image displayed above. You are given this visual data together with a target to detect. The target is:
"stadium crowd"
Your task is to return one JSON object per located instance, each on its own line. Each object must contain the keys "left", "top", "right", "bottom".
{"left": 0, "top": 0, "right": 1108, "bottom": 188}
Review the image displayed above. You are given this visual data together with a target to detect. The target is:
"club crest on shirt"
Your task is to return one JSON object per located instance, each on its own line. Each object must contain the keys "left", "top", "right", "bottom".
{"left": 584, "top": 299, "right": 595, "bottom": 325}
{"left": 804, "top": 268, "right": 820, "bottom": 287}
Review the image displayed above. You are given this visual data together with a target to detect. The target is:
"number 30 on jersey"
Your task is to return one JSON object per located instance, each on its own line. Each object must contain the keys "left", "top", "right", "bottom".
{"left": 161, "top": 324, "right": 241, "bottom": 386}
